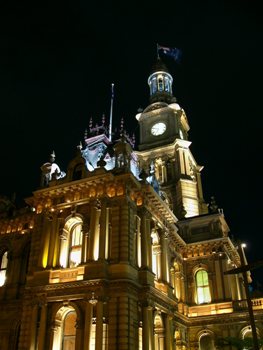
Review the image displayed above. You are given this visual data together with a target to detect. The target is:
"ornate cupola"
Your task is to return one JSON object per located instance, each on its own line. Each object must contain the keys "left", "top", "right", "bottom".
{"left": 148, "top": 58, "right": 175, "bottom": 104}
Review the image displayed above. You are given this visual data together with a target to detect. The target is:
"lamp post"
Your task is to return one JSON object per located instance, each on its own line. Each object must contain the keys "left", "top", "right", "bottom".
{"left": 224, "top": 243, "right": 263, "bottom": 350}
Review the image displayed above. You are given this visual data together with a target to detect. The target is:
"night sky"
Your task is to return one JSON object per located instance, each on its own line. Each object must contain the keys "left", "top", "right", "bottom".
{"left": 0, "top": 1, "right": 262, "bottom": 287}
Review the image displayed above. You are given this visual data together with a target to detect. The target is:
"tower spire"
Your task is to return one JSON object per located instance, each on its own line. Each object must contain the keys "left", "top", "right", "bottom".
{"left": 157, "top": 43, "right": 160, "bottom": 59}
{"left": 109, "top": 83, "right": 114, "bottom": 142}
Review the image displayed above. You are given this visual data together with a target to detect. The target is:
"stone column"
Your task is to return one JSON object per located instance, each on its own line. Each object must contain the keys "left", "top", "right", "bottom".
{"left": 175, "top": 272, "right": 181, "bottom": 301}
{"left": 142, "top": 305, "right": 154, "bottom": 350}
{"left": 136, "top": 215, "right": 142, "bottom": 267}
{"left": 87, "top": 203, "right": 101, "bottom": 261}
{"left": 7, "top": 252, "right": 20, "bottom": 285}
{"left": 81, "top": 222, "right": 90, "bottom": 264}
{"left": 208, "top": 271, "right": 214, "bottom": 301}
{"left": 181, "top": 274, "right": 186, "bottom": 303}
{"left": 75, "top": 318, "right": 84, "bottom": 350}
{"left": 140, "top": 210, "right": 152, "bottom": 270}
{"left": 38, "top": 303, "right": 47, "bottom": 350}
{"left": 165, "top": 314, "right": 173, "bottom": 349}
{"left": 47, "top": 218, "right": 57, "bottom": 268}
{"left": 119, "top": 202, "right": 129, "bottom": 262}
{"left": 40, "top": 216, "right": 51, "bottom": 268}
{"left": 83, "top": 302, "right": 93, "bottom": 350}
{"left": 51, "top": 217, "right": 62, "bottom": 267}
{"left": 160, "top": 233, "right": 168, "bottom": 283}
{"left": 170, "top": 267, "right": 175, "bottom": 295}
{"left": 48, "top": 320, "right": 59, "bottom": 350}
{"left": 29, "top": 304, "right": 39, "bottom": 350}
{"left": 95, "top": 300, "right": 104, "bottom": 350}
{"left": 178, "top": 149, "right": 186, "bottom": 175}
{"left": 156, "top": 246, "right": 162, "bottom": 279}
{"left": 196, "top": 171, "right": 205, "bottom": 203}
{"left": 99, "top": 200, "right": 109, "bottom": 260}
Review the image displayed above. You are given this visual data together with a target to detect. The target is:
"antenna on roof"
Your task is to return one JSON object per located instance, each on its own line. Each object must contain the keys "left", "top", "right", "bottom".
{"left": 109, "top": 83, "right": 114, "bottom": 142}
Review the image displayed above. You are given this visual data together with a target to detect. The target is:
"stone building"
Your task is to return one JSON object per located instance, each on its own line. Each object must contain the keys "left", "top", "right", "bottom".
{"left": 0, "top": 58, "right": 262, "bottom": 349}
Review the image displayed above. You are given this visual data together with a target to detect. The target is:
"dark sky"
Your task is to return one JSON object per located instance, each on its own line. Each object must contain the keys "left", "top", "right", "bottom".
{"left": 0, "top": 1, "right": 262, "bottom": 286}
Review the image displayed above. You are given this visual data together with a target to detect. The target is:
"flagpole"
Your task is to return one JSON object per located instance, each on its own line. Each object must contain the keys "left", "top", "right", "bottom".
{"left": 109, "top": 83, "right": 114, "bottom": 142}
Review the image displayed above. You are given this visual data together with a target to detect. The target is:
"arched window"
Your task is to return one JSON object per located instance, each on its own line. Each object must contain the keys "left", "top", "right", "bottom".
{"left": 195, "top": 269, "right": 211, "bottom": 304}
{"left": 51, "top": 306, "right": 77, "bottom": 350}
{"left": 154, "top": 312, "right": 165, "bottom": 350}
{"left": 199, "top": 333, "right": 215, "bottom": 350}
{"left": 240, "top": 326, "right": 261, "bottom": 350}
{"left": 59, "top": 217, "right": 83, "bottom": 268}
{"left": 0, "top": 251, "right": 8, "bottom": 286}
{"left": 62, "top": 311, "right": 76, "bottom": 349}
{"left": 69, "top": 223, "right": 82, "bottom": 268}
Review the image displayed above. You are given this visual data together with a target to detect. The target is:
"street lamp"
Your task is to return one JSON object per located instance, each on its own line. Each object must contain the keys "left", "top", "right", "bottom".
{"left": 224, "top": 242, "right": 260, "bottom": 350}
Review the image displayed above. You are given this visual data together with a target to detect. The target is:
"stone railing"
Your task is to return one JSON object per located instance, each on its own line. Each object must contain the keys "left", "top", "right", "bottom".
{"left": 233, "top": 297, "right": 263, "bottom": 311}
{"left": 181, "top": 297, "right": 263, "bottom": 317}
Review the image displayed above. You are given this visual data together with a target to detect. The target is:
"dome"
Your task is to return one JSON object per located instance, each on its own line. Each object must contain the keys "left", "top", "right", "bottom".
{"left": 147, "top": 58, "right": 174, "bottom": 104}
{"left": 143, "top": 101, "right": 169, "bottom": 113}
{"left": 150, "top": 58, "right": 170, "bottom": 74}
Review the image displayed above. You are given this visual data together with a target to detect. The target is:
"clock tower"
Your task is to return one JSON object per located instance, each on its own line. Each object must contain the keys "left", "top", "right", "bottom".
{"left": 136, "top": 59, "right": 208, "bottom": 219}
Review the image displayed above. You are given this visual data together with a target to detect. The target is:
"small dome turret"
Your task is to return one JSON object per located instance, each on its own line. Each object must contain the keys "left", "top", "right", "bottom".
{"left": 148, "top": 58, "right": 175, "bottom": 104}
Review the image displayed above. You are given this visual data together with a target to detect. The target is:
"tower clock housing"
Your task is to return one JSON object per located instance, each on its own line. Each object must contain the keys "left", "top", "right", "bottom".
{"left": 136, "top": 59, "right": 208, "bottom": 219}
{"left": 137, "top": 101, "right": 189, "bottom": 151}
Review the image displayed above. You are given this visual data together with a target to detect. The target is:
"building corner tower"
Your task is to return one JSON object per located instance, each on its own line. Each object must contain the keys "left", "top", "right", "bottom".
{"left": 136, "top": 58, "right": 208, "bottom": 219}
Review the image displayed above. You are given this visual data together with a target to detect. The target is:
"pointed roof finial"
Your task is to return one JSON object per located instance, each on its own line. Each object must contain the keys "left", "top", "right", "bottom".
{"left": 209, "top": 196, "right": 219, "bottom": 213}
{"left": 157, "top": 43, "right": 160, "bottom": 59}
{"left": 109, "top": 83, "right": 114, "bottom": 142}
{"left": 89, "top": 117, "right": 93, "bottom": 130}
{"left": 132, "top": 133, "right": 136, "bottom": 148}
{"left": 120, "top": 117, "right": 124, "bottom": 131}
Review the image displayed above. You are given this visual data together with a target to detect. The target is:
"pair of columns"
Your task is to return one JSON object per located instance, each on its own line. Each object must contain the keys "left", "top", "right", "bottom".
{"left": 28, "top": 299, "right": 104, "bottom": 350}
{"left": 142, "top": 305, "right": 174, "bottom": 350}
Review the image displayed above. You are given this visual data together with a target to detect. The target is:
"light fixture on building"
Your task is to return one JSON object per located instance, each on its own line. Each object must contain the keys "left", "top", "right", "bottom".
{"left": 89, "top": 292, "right": 98, "bottom": 305}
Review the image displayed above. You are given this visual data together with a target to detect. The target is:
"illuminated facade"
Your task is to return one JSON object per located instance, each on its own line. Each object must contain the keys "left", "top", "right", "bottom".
{"left": 0, "top": 58, "right": 263, "bottom": 350}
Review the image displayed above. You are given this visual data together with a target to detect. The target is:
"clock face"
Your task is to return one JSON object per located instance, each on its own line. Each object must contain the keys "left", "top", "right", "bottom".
{"left": 151, "top": 122, "right": 166, "bottom": 136}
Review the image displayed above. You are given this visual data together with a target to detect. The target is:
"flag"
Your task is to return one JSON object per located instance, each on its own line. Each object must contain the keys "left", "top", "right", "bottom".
{"left": 158, "top": 44, "right": 182, "bottom": 62}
